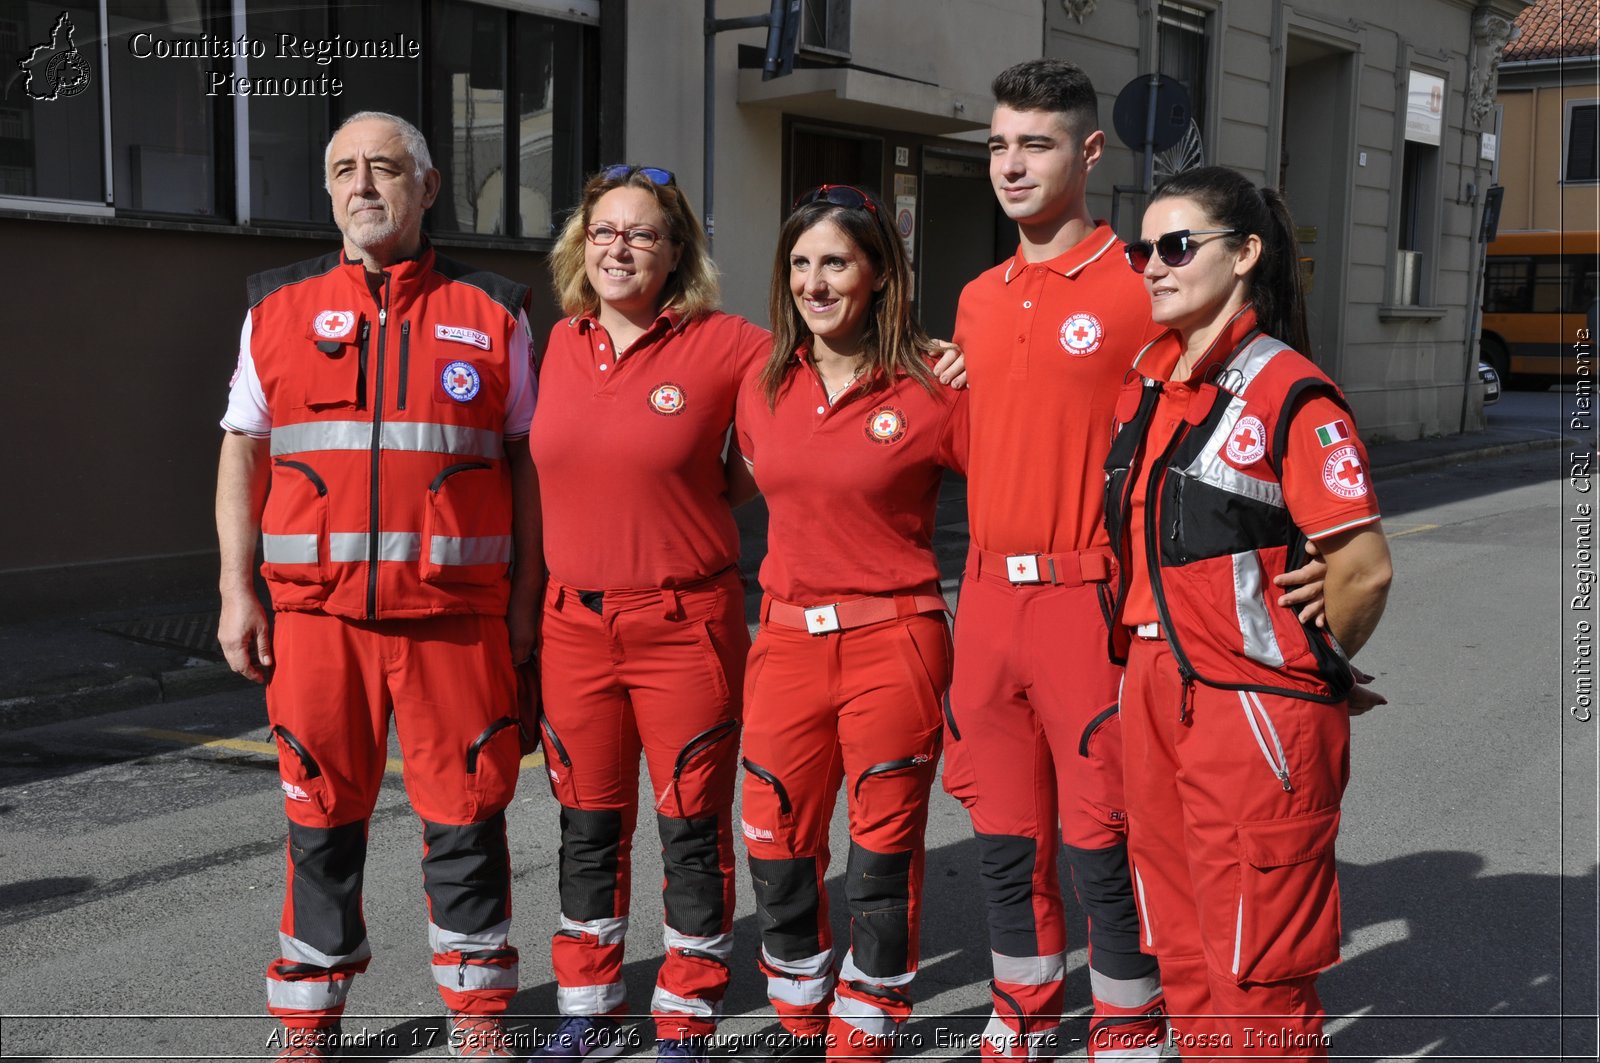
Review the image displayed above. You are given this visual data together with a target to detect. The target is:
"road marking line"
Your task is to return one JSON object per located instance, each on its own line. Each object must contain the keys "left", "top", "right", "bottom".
{"left": 1388, "top": 523, "right": 1440, "bottom": 539}
{"left": 105, "top": 726, "right": 545, "bottom": 773}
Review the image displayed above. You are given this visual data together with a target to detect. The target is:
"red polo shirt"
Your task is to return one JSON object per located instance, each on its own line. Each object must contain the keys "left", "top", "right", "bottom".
{"left": 1120, "top": 308, "right": 1382, "bottom": 625}
{"left": 735, "top": 354, "right": 968, "bottom": 603}
{"left": 530, "top": 308, "right": 771, "bottom": 590}
{"left": 953, "top": 223, "right": 1159, "bottom": 555}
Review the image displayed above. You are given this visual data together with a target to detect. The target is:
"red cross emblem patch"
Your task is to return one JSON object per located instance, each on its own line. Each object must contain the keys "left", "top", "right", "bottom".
{"left": 649, "top": 382, "right": 686, "bottom": 415}
{"left": 863, "top": 404, "right": 908, "bottom": 445}
{"left": 1058, "top": 311, "right": 1104, "bottom": 357}
{"left": 1224, "top": 415, "right": 1268, "bottom": 465}
{"left": 1321, "top": 444, "right": 1369, "bottom": 499}
{"left": 312, "top": 310, "right": 356, "bottom": 340}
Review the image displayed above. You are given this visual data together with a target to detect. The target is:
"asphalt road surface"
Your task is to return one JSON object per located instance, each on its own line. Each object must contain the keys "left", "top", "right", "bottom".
{"left": 0, "top": 445, "right": 1593, "bottom": 1062}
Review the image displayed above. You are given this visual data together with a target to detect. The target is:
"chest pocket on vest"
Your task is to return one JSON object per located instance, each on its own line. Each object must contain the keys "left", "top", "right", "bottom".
{"left": 298, "top": 329, "right": 366, "bottom": 411}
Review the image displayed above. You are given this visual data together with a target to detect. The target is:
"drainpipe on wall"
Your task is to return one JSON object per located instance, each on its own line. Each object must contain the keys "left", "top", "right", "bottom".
{"left": 1458, "top": 4, "right": 1521, "bottom": 433}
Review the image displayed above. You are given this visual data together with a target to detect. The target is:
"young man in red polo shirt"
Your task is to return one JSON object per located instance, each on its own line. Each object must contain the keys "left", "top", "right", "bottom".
{"left": 945, "top": 59, "right": 1167, "bottom": 1061}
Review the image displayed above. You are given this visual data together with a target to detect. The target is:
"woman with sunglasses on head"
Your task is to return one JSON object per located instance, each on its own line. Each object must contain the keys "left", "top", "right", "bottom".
{"left": 527, "top": 164, "right": 770, "bottom": 1063}
{"left": 731, "top": 185, "right": 967, "bottom": 1063}
{"left": 1102, "top": 166, "right": 1392, "bottom": 1058}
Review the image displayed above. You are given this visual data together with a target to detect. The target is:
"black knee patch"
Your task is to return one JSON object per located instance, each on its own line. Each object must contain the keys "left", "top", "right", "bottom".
{"left": 657, "top": 813, "right": 725, "bottom": 936}
{"left": 421, "top": 813, "right": 512, "bottom": 933}
{"left": 974, "top": 831, "right": 1039, "bottom": 957}
{"left": 558, "top": 807, "right": 623, "bottom": 922}
{"left": 287, "top": 819, "right": 367, "bottom": 956}
{"left": 748, "top": 854, "right": 821, "bottom": 961}
{"left": 844, "top": 842, "right": 913, "bottom": 978}
{"left": 1064, "top": 840, "right": 1158, "bottom": 981}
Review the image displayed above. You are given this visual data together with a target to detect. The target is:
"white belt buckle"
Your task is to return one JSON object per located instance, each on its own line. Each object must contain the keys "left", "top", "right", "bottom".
{"left": 1136, "top": 622, "right": 1162, "bottom": 639}
{"left": 804, "top": 604, "right": 841, "bottom": 634}
{"left": 1005, "top": 554, "right": 1042, "bottom": 584}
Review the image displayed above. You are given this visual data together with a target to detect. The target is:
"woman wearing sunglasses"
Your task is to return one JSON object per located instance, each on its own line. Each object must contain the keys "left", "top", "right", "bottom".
{"left": 527, "top": 164, "right": 771, "bottom": 1063}
{"left": 1101, "top": 165, "right": 1392, "bottom": 1057}
{"left": 731, "top": 185, "right": 967, "bottom": 1062}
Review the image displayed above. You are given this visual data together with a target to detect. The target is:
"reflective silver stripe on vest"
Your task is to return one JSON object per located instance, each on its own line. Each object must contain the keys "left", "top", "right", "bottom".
{"left": 1182, "top": 393, "right": 1286, "bottom": 508}
{"left": 330, "top": 531, "right": 422, "bottom": 563}
{"left": 430, "top": 535, "right": 513, "bottom": 567}
{"left": 272, "top": 420, "right": 501, "bottom": 459}
{"left": 1232, "top": 550, "right": 1286, "bottom": 668}
{"left": 261, "top": 533, "right": 318, "bottom": 565}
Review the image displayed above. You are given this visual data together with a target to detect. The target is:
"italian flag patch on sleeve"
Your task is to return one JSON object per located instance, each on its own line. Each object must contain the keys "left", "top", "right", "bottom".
{"left": 1315, "top": 420, "right": 1350, "bottom": 447}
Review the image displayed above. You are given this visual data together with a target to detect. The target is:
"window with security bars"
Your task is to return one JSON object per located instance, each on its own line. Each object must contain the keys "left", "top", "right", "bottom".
{"left": 1565, "top": 100, "right": 1598, "bottom": 183}
{"left": 1158, "top": 0, "right": 1209, "bottom": 145}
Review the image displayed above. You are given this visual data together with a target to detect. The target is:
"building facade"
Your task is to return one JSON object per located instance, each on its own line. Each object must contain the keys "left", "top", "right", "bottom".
{"left": 0, "top": 0, "right": 1526, "bottom": 609}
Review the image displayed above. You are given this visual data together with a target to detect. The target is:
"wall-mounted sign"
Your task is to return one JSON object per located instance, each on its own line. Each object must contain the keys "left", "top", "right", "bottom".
{"left": 1405, "top": 70, "right": 1445, "bottom": 146}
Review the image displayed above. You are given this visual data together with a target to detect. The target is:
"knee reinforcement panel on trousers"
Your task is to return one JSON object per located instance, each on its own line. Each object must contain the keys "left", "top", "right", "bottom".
{"left": 974, "top": 831, "right": 1039, "bottom": 957}
{"left": 1063, "top": 841, "right": 1156, "bottom": 982}
{"left": 559, "top": 807, "right": 624, "bottom": 922}
{"left": 657, "top": 813, "right": 725, "bottom": 937}
{"left": 844, "top": 843, "right": 913, "bottom": 978}
{"left": 421, "top": 813, "right": 512, "bottom": 933}
{"left": 748, "top": 855, "right": 822, "bottom": 961}
{"left": 287, "top": 820, "right": 368, "bottom": 958}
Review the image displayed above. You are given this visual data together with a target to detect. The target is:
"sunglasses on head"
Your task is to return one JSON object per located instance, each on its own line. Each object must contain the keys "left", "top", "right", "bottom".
{"left": 602, "top": 164, "right": 676, "bottom": 186}
{"left": 794, "top": 184, "right": 878, "bottom": 214}
{"left": 1125, "top": 228, "right": 1242, "bottom": 273}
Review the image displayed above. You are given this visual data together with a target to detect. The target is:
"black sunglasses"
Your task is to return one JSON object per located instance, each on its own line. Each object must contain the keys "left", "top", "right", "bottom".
{"left": 1125, "top": 229, "right": 1242, "bottom": 273}
{"left": 602, "top": 164, "right": 676, "bottom": 186}
{"left": 794, "top": 184, "right": 878, "bottom": 214}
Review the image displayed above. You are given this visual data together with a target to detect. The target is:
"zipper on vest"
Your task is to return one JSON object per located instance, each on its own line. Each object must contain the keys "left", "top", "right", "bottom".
{"left": 367, "top": 292, "right": 390, "bottom": 619}
{"left": 397, "top": 321, "right": 410, "bottom": 410}
{"left": 356, "top": 321, "right": 371, "bottom": 410}
{"left": 1143, "top": 428, "right": 1202, "bottom": 704}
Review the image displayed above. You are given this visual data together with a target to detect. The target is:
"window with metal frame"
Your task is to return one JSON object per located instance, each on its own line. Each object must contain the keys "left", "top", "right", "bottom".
{"left": 1564, "top": 99, "right": 1598, "bottom": 184}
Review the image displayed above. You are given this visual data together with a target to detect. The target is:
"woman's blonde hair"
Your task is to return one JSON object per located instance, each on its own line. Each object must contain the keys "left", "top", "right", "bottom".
{"left": 549, "top": 166, "right": 720, "bottom": 320}
{"left": 758, "top": 188, "right": 938, "bottom": 407}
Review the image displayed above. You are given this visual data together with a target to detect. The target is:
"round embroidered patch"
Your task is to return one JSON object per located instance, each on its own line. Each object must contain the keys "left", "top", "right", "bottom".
{"left": 649, "top": 382, "right": 686, "bottom": 415}
{"left": 1322, "top": 445, "right": 1368, "bottom": 499}
{"left": 1225, "top": 415, "right": 1268, "bottom": 466}
{"left": 1058, "top": 311, "right": 1104, "bottom": 357}
{"left": 864, "top": 405, "right": 908, "bottom": 445}
{"left": 313, "top": 310, "right": 356, "bottom": 340}
{"left": 440, "top": 360, "right": 481, "bottom": 403}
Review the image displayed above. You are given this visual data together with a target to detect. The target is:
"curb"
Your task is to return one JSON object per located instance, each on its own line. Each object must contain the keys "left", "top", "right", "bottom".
{"left": 1372, "top": 435, "right": 1569, "bottom": 478}
{"left": 0, "top": 663, "right": 248, "bottom": 732}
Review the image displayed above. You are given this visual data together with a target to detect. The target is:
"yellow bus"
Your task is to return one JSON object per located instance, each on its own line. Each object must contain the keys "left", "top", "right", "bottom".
{"left": 1480, "top": 230, "right": 1599, "bottom": 389}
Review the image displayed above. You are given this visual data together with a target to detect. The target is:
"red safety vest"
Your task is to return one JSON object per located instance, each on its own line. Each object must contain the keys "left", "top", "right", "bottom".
{"left": 1103, "top": 331, "right": 1355, "bottom": 702}
{"left": 249, "top": 247, "right": 528, "bottom": 619}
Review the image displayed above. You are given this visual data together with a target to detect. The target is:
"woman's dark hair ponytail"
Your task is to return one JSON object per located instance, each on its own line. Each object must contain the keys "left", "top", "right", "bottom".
{"left": 1150, "top": 166, "right": 1312, "bottom": 356}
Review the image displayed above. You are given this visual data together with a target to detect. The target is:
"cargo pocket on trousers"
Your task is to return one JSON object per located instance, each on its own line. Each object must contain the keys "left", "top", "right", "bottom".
{"left": 465, "top": 715, "right": 522, "bottom": 819}
{"left": 270, "top": 724, "right": 334, "bottom": 820}
{"left": 538, "top": 714, "right": 580, "bottom": 807}
{"left": 740, "top": 757, "right": 795, "bottom": 851}
{"left": 1229, "top": 806, "right": 1343, "bottom": 984}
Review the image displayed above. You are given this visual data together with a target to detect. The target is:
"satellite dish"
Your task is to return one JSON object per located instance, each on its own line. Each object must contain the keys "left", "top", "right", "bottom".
{"left": 1112, "top": 74, "right": 1191, "bottom": 154}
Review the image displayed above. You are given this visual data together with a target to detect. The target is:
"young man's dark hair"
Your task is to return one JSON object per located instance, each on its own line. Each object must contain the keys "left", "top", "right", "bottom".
{"left": 991, "top": 57, "right": 1099, "bottom": 135}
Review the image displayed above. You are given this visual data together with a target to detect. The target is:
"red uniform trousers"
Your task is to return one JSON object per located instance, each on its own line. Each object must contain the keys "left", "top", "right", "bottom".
{"left": 537, "top": 569, "right": 746, "bottom": 1041}
{"left": 264, "top": 611, "right": 522, "bottom": 1030}
{"left": 948, "top": 549, "right": 1165, "bottom": 1060}
{"left": 1120, "top": 635, "right": 1349, "bottom": 1061}
{"left": 740, "top": 601, "right": 951, "bottom": 1060}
